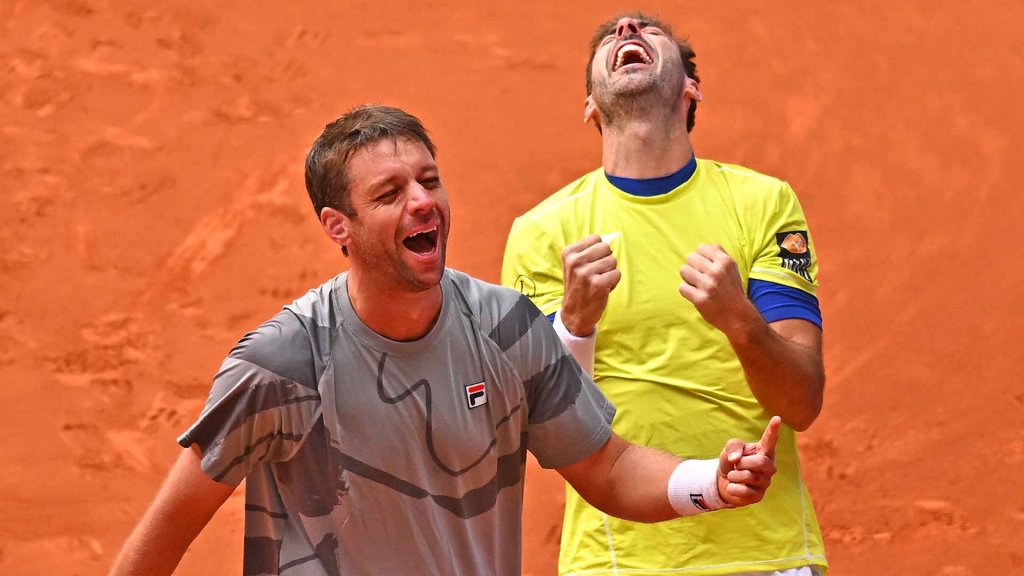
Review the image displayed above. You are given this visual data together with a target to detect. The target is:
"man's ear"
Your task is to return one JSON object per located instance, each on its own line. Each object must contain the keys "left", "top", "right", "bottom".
{"left": 583, "top": 95, "right": 600, "bottom": 124}
{"left": 320, "top": 207, "right": 351, "bottom": 253}
{"left": 583, "top": 95, "right": 603, "bottom": 133}
{"left": 684, "top": 77, "right": 703, "bottom": 103}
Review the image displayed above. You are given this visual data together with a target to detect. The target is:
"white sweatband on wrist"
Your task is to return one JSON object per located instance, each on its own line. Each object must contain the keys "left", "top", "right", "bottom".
{"left": 553, "top": 310, "right": 596, "bottom": 376}
{"left": 667, "top": 458, "right": 725, "bottom": 516}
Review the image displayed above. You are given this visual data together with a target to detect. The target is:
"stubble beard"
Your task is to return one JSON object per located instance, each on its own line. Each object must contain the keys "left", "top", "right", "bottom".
{"left": 592, "top": 65, "right": 686, "bottom": 129}
{"left": 350, "top": 225, "right": 446, "bottom": 295}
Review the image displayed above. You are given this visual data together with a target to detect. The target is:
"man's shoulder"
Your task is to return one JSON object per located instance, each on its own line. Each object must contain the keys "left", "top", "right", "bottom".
{"left": 226, "top": 274, "right": 341, "bottom": 390}
{"left": 696, "top": 158, "right": 800, "bottom": 214}
{"left": 514, "top": 167, "right": 605, "bottom": 223}
{"left": 282, "top": 274, "right": 341, "bottom": 324}
{"left": 445, "top": 269, "right": 530, "bottom": 313}
{"left": 698, "top": 158, "right": 786, "bottom": 189}
{"left": 444, "top": 269, "right": 544, "bottom": 340}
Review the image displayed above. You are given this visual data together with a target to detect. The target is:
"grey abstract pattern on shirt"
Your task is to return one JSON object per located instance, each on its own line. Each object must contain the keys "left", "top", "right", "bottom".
{"left": 178, "top": 269, "right": 615, "bottom": 575}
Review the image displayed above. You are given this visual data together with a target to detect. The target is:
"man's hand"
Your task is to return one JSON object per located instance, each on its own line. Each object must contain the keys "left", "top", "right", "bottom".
{"left": 716, "top": 416, "right": 781, "bottom": 507}
{"left": 561, "top": 234, "right": 621, "bottom": 336}
{"left": 678, "top": 244, "right": 760, "bottom": 339}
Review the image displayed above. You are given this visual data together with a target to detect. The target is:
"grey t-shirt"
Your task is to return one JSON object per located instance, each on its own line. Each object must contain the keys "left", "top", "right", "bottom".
{"left": 178, "top": 269, "right": 615, "bottom": 575}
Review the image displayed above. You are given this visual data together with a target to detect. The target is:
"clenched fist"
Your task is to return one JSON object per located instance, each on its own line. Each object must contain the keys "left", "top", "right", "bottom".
{"left": 561, "top": 234, "right": 621, "bottom": 336}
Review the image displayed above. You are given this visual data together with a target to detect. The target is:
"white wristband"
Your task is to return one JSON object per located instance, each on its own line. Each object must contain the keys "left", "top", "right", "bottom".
{"left": 667, "top": 458, "right": 725, "bottom": 516}
{"left": 553, "top": 310, "right": 596, "bottom": 376}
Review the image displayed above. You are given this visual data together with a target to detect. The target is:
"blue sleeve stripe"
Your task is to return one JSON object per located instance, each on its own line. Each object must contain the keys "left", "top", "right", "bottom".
{"left": 546, "top": 312, "right": 556, "bottom": 324}
{"left": 748, "top": 279, "right": 823, "bottom": 329}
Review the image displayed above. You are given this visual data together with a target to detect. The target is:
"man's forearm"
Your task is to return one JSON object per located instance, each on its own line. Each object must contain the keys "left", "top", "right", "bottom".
{"left": 561, "top": 436, "right": 681, "bottom": 523}
{"left": 727, "top": 318, "right": 824, "bottom": 431}
{"left": 559, "top": 421, "right": 780, "bottom": 524}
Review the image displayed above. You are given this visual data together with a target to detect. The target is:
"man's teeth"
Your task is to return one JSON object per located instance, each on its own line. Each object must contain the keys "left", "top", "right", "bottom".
{"left": 615, "top": 44, "right": 653, "bottom": 70}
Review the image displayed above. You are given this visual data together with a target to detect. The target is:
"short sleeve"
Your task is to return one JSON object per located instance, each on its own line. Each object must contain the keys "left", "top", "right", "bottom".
{"left": 492, "top": 293, "right": 615, "bottom": 469}
{"left": 747, "top": 182, "right": 820, "bottom": 296}
{"left": 501, "top": 216, "right": 566, "bottom": 317}
{"left": 178, "top": 310, "right": 322, "bottom": 486}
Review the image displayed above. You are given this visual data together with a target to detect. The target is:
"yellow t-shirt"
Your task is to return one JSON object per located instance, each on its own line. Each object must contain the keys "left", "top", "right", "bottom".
{"left": 502, "top": 159, "right": 827, "bottom": 575}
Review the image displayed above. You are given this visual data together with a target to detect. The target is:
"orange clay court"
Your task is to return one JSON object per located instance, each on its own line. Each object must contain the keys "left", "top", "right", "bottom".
{"left": 1, "top": 1, "right": 1022, "bottom": 574}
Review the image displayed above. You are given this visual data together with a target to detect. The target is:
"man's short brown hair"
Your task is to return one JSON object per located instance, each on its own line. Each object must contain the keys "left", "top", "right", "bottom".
{"left": 304, "top": 104, "right": 437, "bottom": 218}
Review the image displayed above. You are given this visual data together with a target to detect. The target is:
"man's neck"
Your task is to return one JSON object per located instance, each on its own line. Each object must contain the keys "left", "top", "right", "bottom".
{"left": 347, "top": 272, "right": 443, "bottom": 342}
{"left": 600, "top": 101, "right": 694, "bottom": 178}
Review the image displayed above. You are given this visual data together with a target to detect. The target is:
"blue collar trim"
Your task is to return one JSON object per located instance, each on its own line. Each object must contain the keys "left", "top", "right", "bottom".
{"left": 605, "top": 155, "right": 697, "bottom": 197}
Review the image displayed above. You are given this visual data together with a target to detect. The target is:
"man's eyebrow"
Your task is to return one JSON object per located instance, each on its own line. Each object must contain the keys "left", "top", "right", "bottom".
{"left": 365, "top": 164, "right": 439, "bottom": 194}
{"left": 366, "top": 174, "right": 400, "bottom": 194}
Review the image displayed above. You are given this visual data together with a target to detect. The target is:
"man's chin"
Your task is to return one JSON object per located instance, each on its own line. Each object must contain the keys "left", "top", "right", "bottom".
{"left": 398, "top": 244, "right": 446, "bottom": 290}
{"left": 403, "top": 263, "right": 445, "bottom": 292}
{"left": 610, "top": 74, "right": 658, "bottom": 96}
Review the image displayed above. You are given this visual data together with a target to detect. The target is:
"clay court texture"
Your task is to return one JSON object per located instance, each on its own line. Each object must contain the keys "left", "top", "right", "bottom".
{"left": 1, "top": 1, "right": 1022, "bottom": 574}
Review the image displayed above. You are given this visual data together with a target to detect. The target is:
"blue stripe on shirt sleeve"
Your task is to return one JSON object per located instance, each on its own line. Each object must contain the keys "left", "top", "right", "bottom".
{"left": 748, "top": 279, "right": 823, "bottom": 329}
{"left": 546, "top": 312, "right": 556, "bottom": 323}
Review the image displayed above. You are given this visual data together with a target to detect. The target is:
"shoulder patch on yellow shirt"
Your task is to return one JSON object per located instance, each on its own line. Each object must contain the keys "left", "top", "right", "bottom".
{"left": 776, "top": 230, "right": 812, "bottom": 282}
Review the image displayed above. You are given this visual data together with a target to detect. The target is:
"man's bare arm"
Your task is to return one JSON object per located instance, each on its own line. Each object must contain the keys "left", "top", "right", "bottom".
{"left": 729, "top": 317, "right": 824, "bottom": 431}
{"left": 109, "top": 445, "right": 235, "bottom": 576}
{"left": 556, "top": 418, "right": 780, "bottom": 523}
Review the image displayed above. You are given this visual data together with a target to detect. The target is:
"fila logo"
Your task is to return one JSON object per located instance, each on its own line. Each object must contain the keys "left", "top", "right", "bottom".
{"left": 690, "top": 493, "right": 711, "bottom": 512}
{"left": 464, "top": 381, "right": 487, "bottom": 409}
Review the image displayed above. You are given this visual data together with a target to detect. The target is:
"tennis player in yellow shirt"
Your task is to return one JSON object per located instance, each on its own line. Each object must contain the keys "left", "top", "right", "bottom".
{"left": 504, "top": 12, "right": 827, "bottom": 576}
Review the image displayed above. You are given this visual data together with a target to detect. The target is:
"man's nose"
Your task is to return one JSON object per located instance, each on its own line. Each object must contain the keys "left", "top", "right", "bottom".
{"left": 615, "top": 17, "right": 641, "bottom": 38}
{"left": 406, "top": 184, "right": 435, "bottom": 213}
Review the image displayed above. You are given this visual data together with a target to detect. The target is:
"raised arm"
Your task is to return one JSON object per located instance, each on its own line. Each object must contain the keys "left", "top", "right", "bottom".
{"left": 679, "top": 244, "right": 824, "bottom": 430}
{"left": 556, "top": 417, "right": 781, "bottom": 523}
{"left": 551, "top": 234, "right": 621, "bottom": 375}
{"left": 109, "top": 445, "right": 235, "bottom": 576}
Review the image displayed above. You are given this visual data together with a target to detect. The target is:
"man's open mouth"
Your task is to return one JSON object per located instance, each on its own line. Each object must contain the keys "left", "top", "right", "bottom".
{"left": 613, "top": 42, "right": 654, "bottom": 71}
{"left": 402, "top": 227, "right": 439, "bottom": 254}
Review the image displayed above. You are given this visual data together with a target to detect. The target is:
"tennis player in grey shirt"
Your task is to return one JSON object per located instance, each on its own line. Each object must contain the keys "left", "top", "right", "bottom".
{"left": 111, "top": 105, "right": 782, "bottom": 576}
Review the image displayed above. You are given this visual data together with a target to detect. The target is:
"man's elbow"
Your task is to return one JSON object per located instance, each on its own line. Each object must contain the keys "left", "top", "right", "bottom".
{"left": 787, "top": 412, "right": 817, "bottom": 432}
{"left": 788, "top": 376, "right": 825, "bottom": 432}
